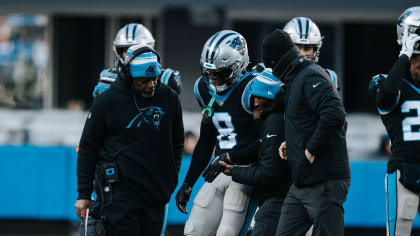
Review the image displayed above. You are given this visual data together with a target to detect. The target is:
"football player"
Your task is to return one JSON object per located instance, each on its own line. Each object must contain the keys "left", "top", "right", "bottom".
{"left": 283, "top": 17, "right": 340, "bottom": 93}
{"left": 175, "top": 30, "right": 259, "bottom": 236}
{"left": 218, "top": 70, "right": 292, "bottom": 236}
{"left": 368, "top": 6, "right": 420, "bottom": 236}
{"left": 93, "top": 23, "right": 181, "bottom": 98}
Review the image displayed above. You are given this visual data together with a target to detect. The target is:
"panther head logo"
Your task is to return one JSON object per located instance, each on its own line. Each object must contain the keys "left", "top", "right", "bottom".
{"left": 126, "top": 106, "right": 165, "bottom": 129}
{"left": 145, "top": 65, "right": 156, "bottom": 76}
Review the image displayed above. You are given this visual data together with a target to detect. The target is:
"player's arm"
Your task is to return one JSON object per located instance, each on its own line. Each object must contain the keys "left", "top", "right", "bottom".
{"left": 376, "top": 55, "right": 408, "bottom": 110}
{"left": 304, "top": 76, "right": 346, "bottom": 156}
{"left": 175, "top": 117, "right": 217, "bottom": 214}
{"left": 228, "top": 141, "right": 259, "bottom": 164}
{"left": 231, "top": 115, "right": 287, "bottom": 185}
{"left": 77, "top": 97, "right": 108, "bottom": 200}
{"left": 183, "top": 118, "right": 217, "bottom": 187}
{"left": 172, "top": 94, "right": 185, "bottom": 176}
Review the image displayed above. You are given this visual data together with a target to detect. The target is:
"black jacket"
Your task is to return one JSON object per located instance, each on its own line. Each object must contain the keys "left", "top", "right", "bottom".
{"left": 282, "top": 60, "right": 350, "bottom": 187}
{"left": 231, "top": 111, "right": 291, "bottom": 205}
{"left": 77, "top": 77, "right": 184, "bottom": 205}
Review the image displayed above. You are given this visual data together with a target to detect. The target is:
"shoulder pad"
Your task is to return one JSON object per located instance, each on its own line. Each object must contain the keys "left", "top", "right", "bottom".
{"left": 161, "top": 68, "right": 182, "bottom": 94}
{"left": 100, "top": 68, "right": 117, "bottom": 84}
{"left": 193, "top": 77, "right": 205, "bottom": 106}
{"left": 251, "top": 62, "right": 266, "bottom": 73}
{"left": 160, "top": 68, "right": 174, "bottom": 85}
{"left": 241, "top": 79, "right": 253, "bottom": 114}
{"left": 325, "top": 69, "right": 338, "bottom": 88}
{"left": 368, "top": 74, "right": 388, "bottom": 101}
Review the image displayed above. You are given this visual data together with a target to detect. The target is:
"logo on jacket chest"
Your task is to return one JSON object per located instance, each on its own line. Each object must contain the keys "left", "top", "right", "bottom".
{"left": 126, "top": 106, "right": 165, "bottom": 130}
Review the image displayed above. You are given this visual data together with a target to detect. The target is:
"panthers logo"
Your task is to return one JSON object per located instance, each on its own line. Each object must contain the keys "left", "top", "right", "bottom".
{"left": 397, "top": 11, "right": 412, "bottom": 27}
{"left": 145, "top": 65, "right": 156, "bottom": 76}
{"left": 229, "top": 36, "right": 247, "bottom": 56}
{"left": 126, "top": 106, "right": 165, "bottom": 129}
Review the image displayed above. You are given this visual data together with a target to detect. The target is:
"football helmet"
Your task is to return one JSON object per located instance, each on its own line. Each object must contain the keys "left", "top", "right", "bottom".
{"left": 283, "top": 17, "right": 323, "bottom": 62}
{"left": 200, "top": 30, "right": 249, "bottom": 92}
{"left": 396, "top": 6, "right": 420, "bottom": 53}
{"left": 113, "top": 23, "right": 155, "bottom": 64}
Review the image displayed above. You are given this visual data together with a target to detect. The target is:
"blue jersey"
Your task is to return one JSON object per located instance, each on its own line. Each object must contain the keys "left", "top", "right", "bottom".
{"left": 194, "top": 72, "right": 258, "bottom": 156}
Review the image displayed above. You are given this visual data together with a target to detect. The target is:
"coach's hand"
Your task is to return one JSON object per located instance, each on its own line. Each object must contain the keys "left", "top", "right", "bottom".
{"left": 75, "top": 199, "right": 91, "bottom": 222}
{"left": 176, "top": 183, "right": 192, "bottom": 214}
{"left": 305, "top": 149, "right": 315, "bottom": 164}
{"left": 279, "top": 142, "right": 287, "bottom": 160}
{"left": 202, "top": 153, "right": 231, "bottom": 183}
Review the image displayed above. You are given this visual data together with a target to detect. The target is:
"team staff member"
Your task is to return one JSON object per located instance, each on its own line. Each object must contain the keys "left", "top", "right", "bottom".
{"left": 217, "top": 70, "right": 291, "bottom": 236}
{"left": 75, "top": 44, "right": 184, "bottom": 235}
{"left": 369, "top": 6, "right": 420, "bottom": 236}
{"left": 262, "top": 29, "right": 350, "bottom": 236}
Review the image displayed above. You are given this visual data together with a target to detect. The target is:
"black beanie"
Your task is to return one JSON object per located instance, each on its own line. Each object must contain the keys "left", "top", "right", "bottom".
{"left": 262, "top": 29, "right": 302, "bottom": 79}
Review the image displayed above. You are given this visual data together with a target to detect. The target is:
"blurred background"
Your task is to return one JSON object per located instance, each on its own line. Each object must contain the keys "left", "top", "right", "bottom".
{"left": 0, "top": 0, "right": 419, "bottom": 235}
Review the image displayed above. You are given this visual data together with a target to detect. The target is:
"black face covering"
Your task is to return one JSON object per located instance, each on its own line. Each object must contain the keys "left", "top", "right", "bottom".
{"left": 262, "top": 29, "right": 303, "bottom": 82}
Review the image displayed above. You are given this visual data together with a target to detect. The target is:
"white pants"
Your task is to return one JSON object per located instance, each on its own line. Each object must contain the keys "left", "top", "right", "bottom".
{"left": 184, "top": 173, "right": 252, "bottom": 236}
{"left": 386, "top": 170, "right": 420, "bottom": 236}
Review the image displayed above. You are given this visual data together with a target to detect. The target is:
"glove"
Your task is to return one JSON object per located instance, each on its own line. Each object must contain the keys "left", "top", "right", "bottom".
{"left": 400, "top": 26, "right": 420, "bottom": 59}
{"left": 202, "top": 153, "right": 231, "bottom": 183}
{"left": 175, "top": 183, "right": 192, "bottom": 214}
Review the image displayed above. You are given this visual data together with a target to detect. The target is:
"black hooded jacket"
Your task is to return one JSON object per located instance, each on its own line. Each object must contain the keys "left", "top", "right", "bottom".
{"left": 77, "top": 76, "right": 184, "bottom": 205}
{"left": 279, "top": 58, "right": 350, "bottom": 187}
{"left": 231, "top": 105, "right": 291, "bottom": 205}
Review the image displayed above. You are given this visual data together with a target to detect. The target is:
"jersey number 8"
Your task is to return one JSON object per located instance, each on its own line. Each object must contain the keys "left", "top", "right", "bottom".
{"left": 212, "top": 112, "right": 238, "bottom": 149}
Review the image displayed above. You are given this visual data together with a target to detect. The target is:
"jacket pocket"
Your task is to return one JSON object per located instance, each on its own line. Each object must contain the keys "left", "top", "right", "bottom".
{"left": 294, "top": 155, "right": 312, "bottom": 187}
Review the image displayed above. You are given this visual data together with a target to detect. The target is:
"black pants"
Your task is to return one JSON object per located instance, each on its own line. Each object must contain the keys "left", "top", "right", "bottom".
{"left": 275, "top": 179, "right": 350, "bottom": 236}
{"left": 102, "top": 183, "right": 165, "bottom": 236}
{"left": 251, "top": 196, "right": 284, "bottom": 236}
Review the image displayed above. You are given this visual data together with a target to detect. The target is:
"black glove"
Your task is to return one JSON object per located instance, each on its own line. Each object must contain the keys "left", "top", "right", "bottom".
{"left": 202, "top": 153, "right": 231, "bottom": 183}
{"left": 175, "top": 182, "right": 192, "bottom": 214}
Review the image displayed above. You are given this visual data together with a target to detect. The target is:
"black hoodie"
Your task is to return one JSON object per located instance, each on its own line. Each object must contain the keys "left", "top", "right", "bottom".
{"left": 77, "top": 76, "right": 184, "bottom": 205}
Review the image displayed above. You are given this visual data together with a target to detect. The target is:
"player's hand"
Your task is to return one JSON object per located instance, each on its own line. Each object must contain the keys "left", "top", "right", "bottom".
{"left": 219, "top": 161, "right": 234, "bottom": 176}
{"left": 175, "top": 183, "right": 192, "bottom": 214}
{"left": 305, "top": 149, "right": 315, "bottom": 164}
{"left": 74, "top": 199, "right": 91, "bottom": 222}
{"left": 400, "top": 26, "right": 420, "bottom": 59}
{"left": 202, "top": 153, "right": 231, "bottom": 183}
{"left": 279, "top": 142, "right": 287, "bottom": 160}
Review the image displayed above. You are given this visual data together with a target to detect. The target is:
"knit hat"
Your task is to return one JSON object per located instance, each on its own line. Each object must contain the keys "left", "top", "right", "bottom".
{"left": 262, "top": 29, "right": 302, "bottom": 78}
{"left": 250, "top": 69, "right": 284, "bottom": 100}
{"left": 126, "top": 45, "right": 162, "bottom": 78}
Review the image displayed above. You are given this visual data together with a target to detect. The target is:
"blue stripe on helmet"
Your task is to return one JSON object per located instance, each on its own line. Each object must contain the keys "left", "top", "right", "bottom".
{"left": 206, "top": 32, "right": 221, "bottom": 62}
{"left": 297, "top": 18, "right": 303, "bottom": 38}
{"left": 305, "top": 18, "right": 310, "bottom": 39}
{"left": 210, "top": 32, "right": 236, "bottom": 62}
{"left": 132, "top": 24, "right": 137, "bottom": 39}
{"left": 125, "top": 25, "right": 129, "bottom": 40}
